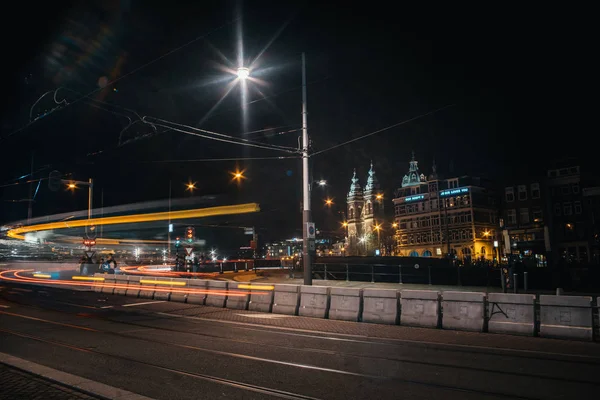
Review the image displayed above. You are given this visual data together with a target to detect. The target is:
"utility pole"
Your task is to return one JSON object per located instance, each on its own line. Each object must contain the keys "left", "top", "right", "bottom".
{"left": 100, "top": 188, "right": 104, "bottom": 238}
{"left": 27, "top": 153, "right": 34, "bottom": 224}
{"left": 168, "top": 180, "right": 172, "bottom": 255}
{"left": 301, "top": 52, "right": 313, "bottom": 285}
{"left": 87, "top": 178, "right": 93, "bottom": 220}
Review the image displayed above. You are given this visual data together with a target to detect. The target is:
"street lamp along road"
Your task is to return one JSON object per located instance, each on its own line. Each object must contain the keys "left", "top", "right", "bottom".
{"left": 237, "top": 67, "right": 250, "bottom": 80}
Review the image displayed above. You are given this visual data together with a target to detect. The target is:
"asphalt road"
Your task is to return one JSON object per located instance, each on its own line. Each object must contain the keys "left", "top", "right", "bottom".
{"left": 0, "top": 281, "right": 599, "bottom": 399}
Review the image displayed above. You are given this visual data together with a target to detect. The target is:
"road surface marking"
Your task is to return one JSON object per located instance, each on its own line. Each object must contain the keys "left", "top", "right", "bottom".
{"left": 0, "top": 305, "right": 9, "bottom": 308}
{"left": 123, "top": 301, "right": 166, "bottom": 307}
{"left": 100, "top": 306, "right": 113, "bottom": 309}
{"left": 236, "top": 314, "right": 289, "bottom": 319}
{"left": 11, "top": 288, "right": 32, "bottom": 292}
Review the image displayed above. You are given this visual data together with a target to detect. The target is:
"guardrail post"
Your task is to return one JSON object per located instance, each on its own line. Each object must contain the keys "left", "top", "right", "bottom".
{"left": 371, "top": 265, "right": 375, "bottom": 283}
{"left": 324, "top": 264, "right": 328, "bottom": 281}
{"left": 513, "top": 273, "right": 518, "bottom": 293}
{"left": 428, "top": 265, "right": 432, "bottom": 285}
{"left": 399, "top": 264, "right": 403, "bottom": 284}
{"left": 346, "top": 264, "right": 349, "bottom": 282}
{"left": 524, "top": 271, "right": 528, "bottom": 292}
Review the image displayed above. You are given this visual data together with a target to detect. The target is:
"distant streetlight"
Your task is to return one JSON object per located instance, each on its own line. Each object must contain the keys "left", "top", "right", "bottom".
{"left": 237, "top": 67, "right": 250, "bottom": 80}
{"left": 342, "top": 221, "right": 348, "bottom": 227}
{"left": 67, "top": 183, "right": 76, "bottom": 189}
{"left": 324, "top": 198, "right": 333, "bottom": 206}
{"left": 230, "top": 169, "right": 246, "bottom": 183}
{"left": 317, "top": 180, "right": 327, "bottom": 186}
{"left": 186, "top": 182, "right": 196, "bottom": 191}
{"left": 392, "top": 222, "right": 398, "bottom": 228}
{"left": 376, "top": 194, "right": 383, "bottom": 200}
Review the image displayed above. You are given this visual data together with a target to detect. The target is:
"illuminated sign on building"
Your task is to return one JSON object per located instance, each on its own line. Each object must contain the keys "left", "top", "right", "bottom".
{"left": 404, "top": 195, "right": 424, "bottom": 202}
{"left": 440, "top": 187, "right": 469, "bottom": 197}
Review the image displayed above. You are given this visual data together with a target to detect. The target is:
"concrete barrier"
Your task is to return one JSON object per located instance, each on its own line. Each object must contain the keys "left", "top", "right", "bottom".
{"left": 184, "top": 279, "right": 208, "bottom": 304}
{"left": 442, "top": 291, "right": 485, "bottom": 332}
{"left": 205, "top": 280, "right": 228, "bottom": 307}
{"left": 401, "top": 290, "right": 440, "bottom": 328}
{"left": 93, "top": 273, "right": 105, "bottom": 293}
{"left": 138, "top": 277, "right": 156, "bottom": 299}
{"left": 272, "top": 284, "right": 300, "bottom": 315}
{"left": 113, "top": 275, "right": 129, "bottom": 296}
{"left": 329, "top": 287, "right": 362, "bottom": 322}
{"left": 99, "top": 277, "right": 116, "bottom": 295}
{"left": 540, "top": 295, "right": 593, "bottom": 341}
{"left": 488, "top": 293, "right": 536, "bottom": 336}
{"left": 299, "top": 285, "right": 330, "bottom": 318}
{"left": 226, "top": 282, "right": 250, "bottom": 310}
{"left": 153, "top": 278, "right": 174, "bottom": 301}
{"left": 362, "top": 289, "right": 399, "bottom": 325}
{"left": 159, "top": 278, "right": 187, "bottom": 302}
{"left": 125, "top": 275, "right": 141, "bottom": 298}
{"left": 248, "top": 283, "right": 274, "bottom": 313}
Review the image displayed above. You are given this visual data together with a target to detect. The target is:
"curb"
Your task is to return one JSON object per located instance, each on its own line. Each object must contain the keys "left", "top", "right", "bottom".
{"left": 0, "top": 352, "right": 155, "bottom": 400}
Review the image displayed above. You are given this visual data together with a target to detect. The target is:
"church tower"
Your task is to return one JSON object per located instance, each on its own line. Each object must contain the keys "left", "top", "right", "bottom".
{"left": 346, "top": 169, "right": 364, "bottom": 255}
{"left": 363, "top": 161, "right": 384, "bottom": 234}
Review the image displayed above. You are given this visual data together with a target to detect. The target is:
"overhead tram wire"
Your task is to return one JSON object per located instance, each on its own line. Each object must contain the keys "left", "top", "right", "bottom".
{"left": 310, "top": 104, "right": 455, "bottom": 157}
{"left": 1, "top": 17, "right": 239, "bottom": 142}
{"left": 141, "top": 155, "right": 299, "bottom": 163}
{"left": 142, "top": 117, "right": 299, "bottom": 154}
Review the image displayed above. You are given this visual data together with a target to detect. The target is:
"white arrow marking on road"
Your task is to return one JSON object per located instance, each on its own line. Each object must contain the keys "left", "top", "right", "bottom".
{"left": 122, "top": 301, "right": 166, "bottom": 307}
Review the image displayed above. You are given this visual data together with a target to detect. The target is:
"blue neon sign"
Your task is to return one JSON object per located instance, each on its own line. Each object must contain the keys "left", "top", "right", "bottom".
{"left": 405, "top": 195, "right": 424, "bottom": 202}
{"left": 440, "top": 187, "right": 469, "bottom": 197}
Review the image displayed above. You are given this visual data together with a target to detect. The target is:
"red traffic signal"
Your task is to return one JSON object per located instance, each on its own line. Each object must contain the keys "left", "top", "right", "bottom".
{"left": 83, "top": 238, "right": 96, "bottom": 247}
{"left": 186, "top": 227, "right": 194, "bottom": 242}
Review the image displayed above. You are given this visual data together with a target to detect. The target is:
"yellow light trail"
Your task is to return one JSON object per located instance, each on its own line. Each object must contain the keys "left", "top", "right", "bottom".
{"left": 33, "top": 274, "right": 51, "bottom": 278}
{"left": 139, "top": 280, "right": 186, "bottom": 286}
{"left": 237, "top": 284, "right": 274, "bottom": 290}
{"left": 72, "top": 276, "right": 105, "bottom": 281}
{"left": 7, "top": 203, "right": 260, "bottom": 240}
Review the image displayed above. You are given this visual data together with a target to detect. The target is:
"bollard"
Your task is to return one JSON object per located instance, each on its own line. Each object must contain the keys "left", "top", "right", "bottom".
{"left": 500, "top": 269, "right": 506, "bottom": 292}
{"left": 244, "top": 262, "right": 248, "bottom": 271}
{"left": 428, "top": 265, "right": 432, "bottom": 285}
{"left": 371, "top": 265, "right": 375, "bottom": 283}
{"left": 524, "top": 271, "right": 528, "bottom": 292}
{"left": 513, "top": 273, "right": 518, "bottom": 293}
{"left": 346, "top": 264, "right": 349, "bottom": 282}
{"left": 324, "top": 264, "right": 328, "bottom": 281}
{"left": 220, "top": 263, "right": 223, "bottom": 274}
{"left": 556, "top": 287, "right": 563, "bottom": 295}
{"left": 399, "top": 264, "right": 403, "bottom": 284}
{"left": 234, "top": 263, "right": 238, "bottom": 273}
{"left": 457, "top": 265, "right": 462, "bottom": 286}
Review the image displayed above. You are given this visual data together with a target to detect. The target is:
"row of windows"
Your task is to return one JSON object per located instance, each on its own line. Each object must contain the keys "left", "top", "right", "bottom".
{"left": 554, "top": 201, "right": 582, "bottom": 216}
{"left": 550, "top": 183, "right": 580, "bottom": 196}
{"left": 395, "top": 195, "right": 471, "bottom": 215}
{"left": 399, "top": 229, "right": 474, "bottom": 245}
{"left": 505, "top": 208, "right": 543, "bottom": 225}
{"left": 505, "top": 183, "right": 540, "bottom": 202}
{"left": 398, "top": 211, "right": 473, "bottom": 229}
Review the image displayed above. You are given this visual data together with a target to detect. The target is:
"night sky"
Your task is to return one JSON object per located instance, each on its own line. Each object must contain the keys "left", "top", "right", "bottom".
{"left": 0, "top": 1, "right": 589, "bottom": 244}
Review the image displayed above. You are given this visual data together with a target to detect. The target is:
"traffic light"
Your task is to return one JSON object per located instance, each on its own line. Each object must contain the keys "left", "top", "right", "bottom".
{"left": 175, "top": 237, "right": 180, "bottom": 247}
{"left": 186, "top": 227, "right": 194, "bottom": 243}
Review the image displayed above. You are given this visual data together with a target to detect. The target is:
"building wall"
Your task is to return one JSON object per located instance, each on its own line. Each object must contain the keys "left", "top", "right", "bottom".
{"left": 392, "top": 176, "right": 498, "bottom": 260}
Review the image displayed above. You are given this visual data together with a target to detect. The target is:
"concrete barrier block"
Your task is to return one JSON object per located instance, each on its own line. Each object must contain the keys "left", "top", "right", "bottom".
{"left": 401, "top": 290, "right": 440, "bottom": 328}
{"left": 113, "top": 275, "right": 129, "bottom": 296}
{"left": 442, "top": 291, "right": 486, "bottom": 332}
{"left": 163, "top": 278, "right": 188, "bottom": 302}
{"left": 488, "top": 293, "right": 536, "bottom": 336}
{"left": 272, "top": 284, "right": 300, "bottom": 315}
{"left": 248, "top": 283, "right": 274, "bottom": 313}
{"left": 100, "top": 277, "right": 116, "bottom": 295}
{"left": 125, "top": 275, "right": 141, "bottom": 298}
{"left": 226, "top": 282, "right": 250, "bottom": 310}
{"left": 152, "top": 278, "right": 174, "bottom": 301}
{"left": 183, "top": 279, "right": 208, "bottom": 304}
{"left": 299, "top": 285, "right": 330, "bottom": 318}
{"left": 138, "top": 277, "right": 156, "bottom": 299}
{"left": 362, "top": 289, "right": 399, "bottom": 325}
{"left": 205, "top": 280, "right": 228, "bottom": 307}
{"left": 540, "top": 295, "right": 593, "bottom": 341}
{"left": 329, "top": 287, "right": 362, "bottom": 322}
{"left": 93, "top": 274, "right": 105, "bottom": 293}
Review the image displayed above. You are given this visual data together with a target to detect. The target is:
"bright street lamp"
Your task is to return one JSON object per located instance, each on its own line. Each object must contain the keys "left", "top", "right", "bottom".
{"left": 317, "top": 180, "right": 327, "bottom": 186}
{"left": 237, "top": 67, "right": 250, "bottom": 80}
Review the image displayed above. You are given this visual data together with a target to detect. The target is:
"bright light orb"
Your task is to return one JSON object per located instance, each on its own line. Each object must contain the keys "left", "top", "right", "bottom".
{"left": 237, "top": 67, "right": 250, "bottom": 80}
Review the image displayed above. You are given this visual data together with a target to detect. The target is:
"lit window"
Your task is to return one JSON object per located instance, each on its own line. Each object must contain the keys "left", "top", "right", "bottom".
{"left": 532, "top": 209, "right": 543, "bottom": 222}
{"left": 505, "top": 187, "right": 515, "bottom": 202}
{"left": 518, "top": 185, "right": 527, "bottom": 201}
{"left": 531, "top": 183, "right": 540, "bottom": 199}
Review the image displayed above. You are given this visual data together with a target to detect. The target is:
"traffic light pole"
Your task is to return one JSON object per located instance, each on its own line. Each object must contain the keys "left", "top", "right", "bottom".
{"left": 301, "top": 52, "right": 313, "bottom": 285}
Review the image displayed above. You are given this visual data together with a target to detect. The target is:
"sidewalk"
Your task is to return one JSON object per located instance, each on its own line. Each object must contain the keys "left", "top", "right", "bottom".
{"left": 0, "top": 363, "right": 99, "bottom": 400}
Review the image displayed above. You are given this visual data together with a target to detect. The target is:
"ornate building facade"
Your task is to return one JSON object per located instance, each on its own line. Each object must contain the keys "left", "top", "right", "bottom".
{"left": 346, "top": 163, "right": 385, "bottom": 255}
{"left": 392, "top": 153, "right": 499, "bottom": 261}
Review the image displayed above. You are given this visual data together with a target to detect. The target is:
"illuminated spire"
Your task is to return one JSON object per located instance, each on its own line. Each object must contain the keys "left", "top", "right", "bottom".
{"left": 364, "top": 160, "right": 379, "bottom": 194}
{"left": 347, "top": 169, "right": 362, "bottom": 198}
